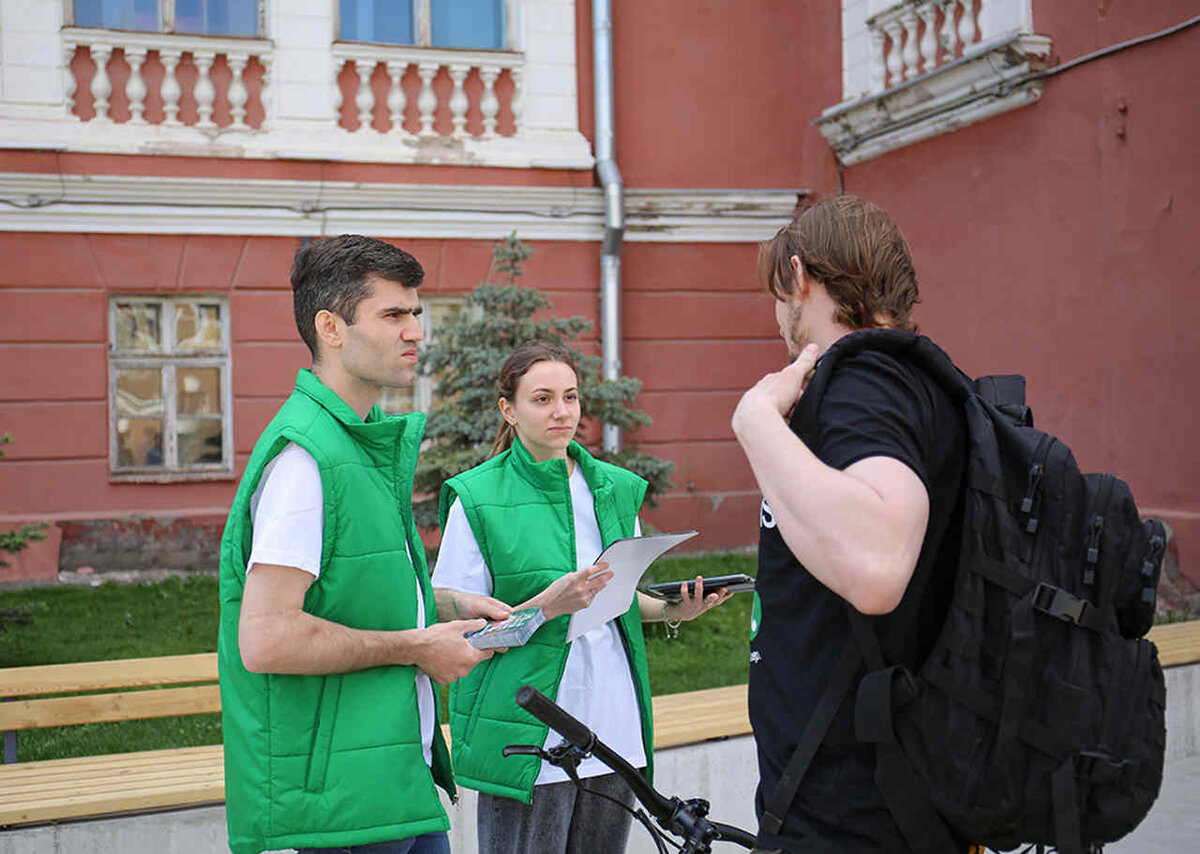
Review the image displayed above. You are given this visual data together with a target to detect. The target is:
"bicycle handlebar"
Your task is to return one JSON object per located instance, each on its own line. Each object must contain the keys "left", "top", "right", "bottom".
{"left": 514, "top": 685, "right": 756, "bottom": 850}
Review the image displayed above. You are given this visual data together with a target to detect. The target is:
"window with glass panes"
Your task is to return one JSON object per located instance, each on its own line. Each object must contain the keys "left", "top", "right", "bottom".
{"left": 379, "top": 298, "right": 463, "bottom": 415}
{"left": 109, "top": 297, "right": 232, "bottom": 476}
{"left": 73, "top": 0, "right": 259, "bottom": 36}
{"left": 339, "top": 0, "right": 508, "bottom": 51}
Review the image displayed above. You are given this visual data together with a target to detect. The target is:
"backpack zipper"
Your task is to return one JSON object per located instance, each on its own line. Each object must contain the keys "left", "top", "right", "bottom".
{"left": 1083, "top": 473, "right": 1115, "bottom": 586}
{"left": 1142, "top": 530, "right": 1165, "bottom": 582}
{"left": 1021, "top": 436, "right": 1053, "bottom": 534}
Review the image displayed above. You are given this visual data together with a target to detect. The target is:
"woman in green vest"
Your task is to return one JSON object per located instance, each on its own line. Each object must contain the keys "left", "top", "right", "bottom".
{"left": 434, "top": 341, "right": 732, "bottom": 854}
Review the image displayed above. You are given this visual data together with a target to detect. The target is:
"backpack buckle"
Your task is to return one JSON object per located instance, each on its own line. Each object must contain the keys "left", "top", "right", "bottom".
{"left": 1032, "top": 583, "right": 1089, "bottom": 625}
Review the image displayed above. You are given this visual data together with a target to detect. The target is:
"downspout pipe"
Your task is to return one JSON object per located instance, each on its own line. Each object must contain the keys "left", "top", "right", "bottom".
{"left": 593, "top": 0, "right": 623, "bottom": 453}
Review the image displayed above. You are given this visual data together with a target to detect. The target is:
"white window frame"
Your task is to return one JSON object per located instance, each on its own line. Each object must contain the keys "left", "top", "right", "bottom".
{"left": 336, "top": 0, "right": 519, "bottom": 52}
{"left": 64, "top": 0, "right": 265, "bottom": 36}
{"left": 107, "top": 296, "right": 234, "bottom": 481}
{"left": 379, "top": 295, "right": 466, "bottom": 416}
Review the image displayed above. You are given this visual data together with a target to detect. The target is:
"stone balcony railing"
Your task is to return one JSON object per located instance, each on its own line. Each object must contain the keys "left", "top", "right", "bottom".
{"left": 332, "top": 43, "right": 524, "bottom": 140}
{"left": 817, "top": 0, "right": 1051, "bottom": 165}
{"left": 59, "top": 32, "right": 527, "bottom": 143}
{"left": 63, "top": 28, "right": 272, "bottom": 131}
{"left": 0, "top": 0, "right": 590, "bottom": 169}
{"left": 868, "top": 0, "right": 983, "bottom": 93}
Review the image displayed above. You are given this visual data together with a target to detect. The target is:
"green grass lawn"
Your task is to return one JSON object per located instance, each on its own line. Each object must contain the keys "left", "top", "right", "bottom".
{"left": 0, "top": 552, "right": 755, "bottom": 762}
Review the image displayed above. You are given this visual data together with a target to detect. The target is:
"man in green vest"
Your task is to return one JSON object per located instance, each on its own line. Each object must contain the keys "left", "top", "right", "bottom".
{"left": 218, "top": 234, "right": 511, "bottom": 854}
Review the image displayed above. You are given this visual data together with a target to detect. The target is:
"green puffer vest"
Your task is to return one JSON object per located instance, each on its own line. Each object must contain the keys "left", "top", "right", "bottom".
{"left": 218, "top": 370, "right": 453, "bottom": 854}
{"left": 438, "top": 438, "right": 653, "bottom": 802}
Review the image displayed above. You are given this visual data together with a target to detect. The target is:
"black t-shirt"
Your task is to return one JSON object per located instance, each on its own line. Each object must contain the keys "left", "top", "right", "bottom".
{"left": 749, "top": 348, "right": 966, "bottom": 853}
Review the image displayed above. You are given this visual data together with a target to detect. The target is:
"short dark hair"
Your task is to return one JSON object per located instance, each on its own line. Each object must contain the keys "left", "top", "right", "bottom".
{"left": 758, "top": 195, "right": 920, "bottom": 332}
{"left": 290, "top": 235, "right": 425, "bottom": 358}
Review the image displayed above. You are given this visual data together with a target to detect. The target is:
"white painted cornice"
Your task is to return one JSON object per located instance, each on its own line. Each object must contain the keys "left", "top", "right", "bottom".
{"left": 0, "top": 173, "right": 802, "bottom": 242}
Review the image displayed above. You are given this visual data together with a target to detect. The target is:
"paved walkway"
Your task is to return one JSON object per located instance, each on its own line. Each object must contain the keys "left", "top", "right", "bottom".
{"left": 1108, "top": 753, "right": 1200, "bottom": 852}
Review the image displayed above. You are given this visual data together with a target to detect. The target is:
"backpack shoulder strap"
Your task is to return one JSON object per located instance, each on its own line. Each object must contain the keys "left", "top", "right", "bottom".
{"left": 793, "top": 329, "right": 973, "bottom": 433}
{"left": 759, "top": 640, "right": 863, "bottom": 838}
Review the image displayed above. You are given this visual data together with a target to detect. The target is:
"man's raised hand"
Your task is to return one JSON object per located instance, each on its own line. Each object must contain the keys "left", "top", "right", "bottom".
{"left": 732, "top": 343, "right": 819, "bottom": 434}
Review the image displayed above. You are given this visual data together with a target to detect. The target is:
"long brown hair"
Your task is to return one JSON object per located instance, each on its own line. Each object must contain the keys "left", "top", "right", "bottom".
{"left": 490, "top": 341, "right": 580, "bottom": 457}
{"left": 758, "top": 194, "right": 920, "bottom": 332}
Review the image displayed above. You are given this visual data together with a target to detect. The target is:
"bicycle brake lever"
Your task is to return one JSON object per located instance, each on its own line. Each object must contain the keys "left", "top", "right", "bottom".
{"left": 502, "top": 744, "right": 548, "bottom": 759}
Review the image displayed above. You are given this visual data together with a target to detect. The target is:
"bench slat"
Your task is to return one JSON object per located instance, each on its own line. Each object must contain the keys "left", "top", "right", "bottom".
{"left": 0, "top": 685, "right": 221, "bottom": 730}
{"left": 1148, "top": 620, "right": 1200, "bottom": 668}
{"left": 0, "top": 742, "right": 221, "bottom": 772}
{"left": 653, "top": 684, "right": 750, "bottom": 750}
{"left": 0, "top": 748, "right": 223, "bottom": 783}
{"left": 0, "top": 760, "right": 225, "bottom": 799}
{"left": 0, "top": 779, "right": 226, "bottom": 825}
{"left": 0, "top": 766, "right": 224, "bottom": 800}
{"left": 0, "top": 745, "right": 225, "bottom": 824}
{"left": 0, "top": 653, "right": 217, "bottom": 697}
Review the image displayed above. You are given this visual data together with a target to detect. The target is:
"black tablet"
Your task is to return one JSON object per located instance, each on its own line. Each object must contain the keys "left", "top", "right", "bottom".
{"left": 644, "top": 573, "right": 755, "bottom": 601}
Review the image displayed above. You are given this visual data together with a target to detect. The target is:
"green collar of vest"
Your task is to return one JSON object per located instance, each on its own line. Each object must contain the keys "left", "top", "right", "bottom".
{"left": 508, "top": 436, "right": 614, "bottom": 501}
{"left": 294, "top": 369, "right": 426, "bottom": 469}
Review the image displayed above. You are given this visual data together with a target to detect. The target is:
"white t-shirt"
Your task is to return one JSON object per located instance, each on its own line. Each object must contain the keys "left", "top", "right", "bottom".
{"left": 433, "top": 463, "right": 647, "bottom": 785}
{"left": 248, "top": 442, "right": 436, "bottom": 766}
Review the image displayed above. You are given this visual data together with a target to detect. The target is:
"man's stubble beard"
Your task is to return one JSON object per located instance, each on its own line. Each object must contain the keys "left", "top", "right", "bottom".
{"left": 785, "top": 302, "right": 809, "bottom": 360}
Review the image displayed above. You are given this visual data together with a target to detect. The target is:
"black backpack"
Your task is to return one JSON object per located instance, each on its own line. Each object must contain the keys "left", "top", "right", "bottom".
{"left": 760, "top": 329, "right": 1167, "bottom": 854}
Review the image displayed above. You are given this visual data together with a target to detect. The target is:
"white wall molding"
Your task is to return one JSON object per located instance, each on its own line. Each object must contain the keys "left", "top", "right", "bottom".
{"left": 0, "top": 173, "right": 802, "bottom": 243}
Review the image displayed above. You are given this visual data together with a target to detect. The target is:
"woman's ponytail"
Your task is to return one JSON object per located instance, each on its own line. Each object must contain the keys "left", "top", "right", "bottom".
{"left": 490, "top": 420, "right": 515, "bottom": 457}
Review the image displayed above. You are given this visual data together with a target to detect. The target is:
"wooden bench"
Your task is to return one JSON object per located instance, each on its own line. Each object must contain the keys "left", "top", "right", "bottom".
{"left": 0, "top": 653, "right": 222, "bottom": 825}
{"left": 1, "top": 620, "right": 1198, "bottom": 828}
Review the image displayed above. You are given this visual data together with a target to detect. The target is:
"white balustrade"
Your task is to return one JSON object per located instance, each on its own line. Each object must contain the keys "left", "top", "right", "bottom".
{"left": 883, "top": 19, "right": 905, "bottom": 86}
{"left": 63, "top": 45, "right": 78, "bottom": 114}
{"left": 868, "top": 0, "right": 987, "bottom": 92}
{"left": 355, "top": 59, "right": 375, "bottom": 131}
{"left": 958, "top": 0, "right": 979, "bottom": 49}
{"left": 257, "top": 54, "right": 271, "bottom": 129}
{"left": 510, "top": 65, "right": 525, "bottom": 135}
{"left": 227, "top": 53, "right": 249, "bottom": 127}
{"left": 62, "top": 29, "right": 270, "bottom": 131}
{"left": 90, "top": 44, "right": 112, "bottom": 122}
{"left": 448, "top": 64, "right": 469, "bottom": 138}
{"left": 193, "top": 51, "right": 216, "bottom": 129}
{"left": 416, "top": 62, "right": 438, "bottom": 135}
{"left": 918, "top": 4, "right": 939, "bottom": 72}
{"left": 332, "top": 43, "right": 525, "bottom": 140}
{"left": 161, "top": 49, "right": 183, "bottom": 126}
{"left": 31, "top": 21, "right": 586, "bottom": 167}
{"left": 479, "top": 67, "right": 500, "bottom": 138}
{"left": 125, "top": 48, "right": 148, "bottom": 124}
{"left": 386, "top": 60, "right": 407, "bottom": 132}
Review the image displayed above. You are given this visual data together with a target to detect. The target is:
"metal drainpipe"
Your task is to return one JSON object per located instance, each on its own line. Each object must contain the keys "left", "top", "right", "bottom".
{"left": 594, "top": 0, "right": 623, "bottom": 454}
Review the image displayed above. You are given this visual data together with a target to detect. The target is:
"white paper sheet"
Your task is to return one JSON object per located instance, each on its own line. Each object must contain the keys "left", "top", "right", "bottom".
{"left": 565, "top": 530, "right": 698, "bottom": 642}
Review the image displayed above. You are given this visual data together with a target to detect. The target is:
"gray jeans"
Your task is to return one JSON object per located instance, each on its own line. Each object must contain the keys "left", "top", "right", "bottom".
{"left": 477, "top": 773, "right": 635, "bottom": 854}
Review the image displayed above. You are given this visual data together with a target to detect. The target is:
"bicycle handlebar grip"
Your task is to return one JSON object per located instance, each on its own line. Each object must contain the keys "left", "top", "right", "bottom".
{"left": 501, "top": 744, "right": 543, "bottom": 758}
{"left": 515, "top": 685, "right": 595, "bottom": 750}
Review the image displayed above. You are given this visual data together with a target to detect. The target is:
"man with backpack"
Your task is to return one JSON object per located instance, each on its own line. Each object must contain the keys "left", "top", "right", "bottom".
{"left": 733, "top": 195, "right": 967, "bottom": 852}
{"left": 733, "top": 195, "right": 1166, "bottom": 854}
